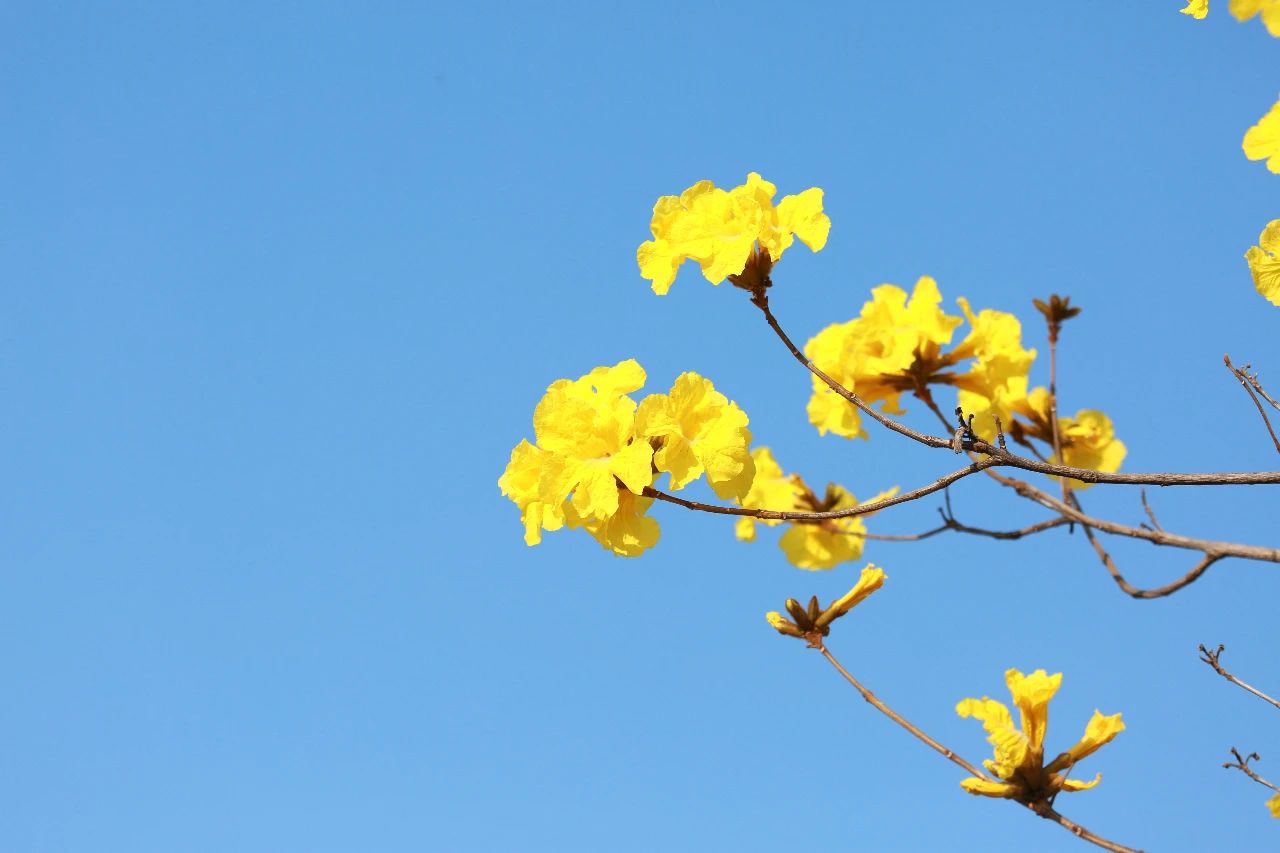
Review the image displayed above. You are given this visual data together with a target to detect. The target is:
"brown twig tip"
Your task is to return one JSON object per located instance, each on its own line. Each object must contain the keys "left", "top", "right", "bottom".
{"left": 1033, "top": 294, "right": 1082, "bottom": 344}
{"left": 1224, "top": 747, "right": 1280, "bottom": 793}
{"left": 1198, "top": 644, "right": 1280, "bottom": 710}
{"left": 1224, "top": 354, "right": 1280, "bottom": 454}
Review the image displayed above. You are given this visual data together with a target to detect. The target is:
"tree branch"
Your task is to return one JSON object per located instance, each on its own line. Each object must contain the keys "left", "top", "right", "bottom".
{"left": 1225, "top": 354, "right": 1280, "bottom": 455}
{"left": 1223, "top": 748, "right": 1280, "bottom": 793}
{"left": 1199, "top": 645, "right": 1280, "bottom": 711}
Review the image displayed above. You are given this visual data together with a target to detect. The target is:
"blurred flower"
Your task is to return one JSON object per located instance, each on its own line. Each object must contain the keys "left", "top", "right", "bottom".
{"left": 765, "top": 564, "right": 886, "bottom": 638}
{"left": 1245, "top": 219, "right": 1280, "bottom": 306}
{"left": 1231, "top": 0, "right": 1280, "bottom": 35}
{"left": 1007, "top": 388, "right": 1127, "bottom": 487}
{"left": 637, "top": 172, "right": 830, "bottom": 295}
{"left": 1181, "top": 0, "right": 1208, "bottom": 18}
{"left": 1244, "top": 98, "right": 1280, "bottom": 173}
{"left": 1268, "top": 791, "right": 1280, "bottom": 817}
{"left": 735, "top": 447, "right": 897, "bottom": 570}
{"left": 956, "top": 669, "right": 1125, "bottom": 801}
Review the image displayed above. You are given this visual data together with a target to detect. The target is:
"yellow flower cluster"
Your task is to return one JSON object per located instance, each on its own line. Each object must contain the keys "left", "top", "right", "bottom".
{"left": 735, "top": 448, "right": 898, "bottom": 570}
{"left": 1245, "top": 219, "right": 1280, "bottom": 306}
{"left": 636, "top": 173, "right": 831, "bottom": 295}
{"left": 1182, "top": 0, "right": 1280, "bottom": 33}
{"left": 956, "top": 669, "right": 1125, "bottom": 800}
{"left": 499, "top": 360, "right": 754, "bottom": 557}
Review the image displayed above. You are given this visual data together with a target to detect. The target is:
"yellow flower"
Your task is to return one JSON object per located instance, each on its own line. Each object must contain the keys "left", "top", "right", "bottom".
{"left": 1003, "top": 388, "right": 1126, "bottom": 487}
{"left": 1268, "top": 791, "right": 1280, "bottom": 817}
{"left": 1181, "top": 0, "right": 1208, "bottom": 18}
{"left": 1244, "top": 98, "right": 1280, "bottom": 174}
{"left": 805, "top": 278, "right": 1036, "bottom": 441}
{"left": 765, "top": 564, "right": 887, "bottom": 637}
{"left": 499, "top": 360, "right": 659, "bottom": 556}
{"left": 956, "top": 669, "right": 1125, "bottom": 801}
{"left": 1245, "top": 219, "right": 1280, "bottom": 306}
{"left": 1231, "top": 0, "right": 1280, "bottom": 34}
{"left": 635, "top": 372, "right": 755, "bottom": 500}
{"left": 637, "top": 173, "right": 830, "bottom": 295}
{"left": 734, "top": 447, "right": 896, "bottom": 571}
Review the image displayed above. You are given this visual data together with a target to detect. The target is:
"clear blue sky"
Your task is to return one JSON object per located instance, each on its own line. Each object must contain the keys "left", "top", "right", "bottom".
{"left": 4, "top": 3, "right": 1278, "bottom": 851}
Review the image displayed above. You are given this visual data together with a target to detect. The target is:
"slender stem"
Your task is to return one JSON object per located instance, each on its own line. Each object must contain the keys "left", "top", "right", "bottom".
{"left": 1223, "top": 748, "right": 1280, "bottom": 793}
{"left": 816, "top": 643, "right": 989, "bottom": 779}
{"left": 1047, "top": 328, "right": 1070, "bottom": 503}
{"left": 1199, "top": 645, "right": 1280, "bottom": 711}
{"left": 815, "top": 642, "right": 1143, "bottom": 853}
{"left": 1225, "top": 354, "right": 1280, "bottom": 454}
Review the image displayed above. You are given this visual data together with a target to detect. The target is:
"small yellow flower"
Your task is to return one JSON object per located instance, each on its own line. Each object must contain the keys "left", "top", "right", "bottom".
{"left": 735, "top": 447, "right": 896, "bottom": 571}
{"left": 1004, "top": 388, "right": 1127, "bottom": 487}
{"left": 1245, "top": 219, "right": 1280, "bottom": 306}
{"left": 1181, "top": 0, "right": 1209, "bottom": 18}
{"left": 1231, "top": 0, "right": 1280, "bottom": 35}
{"left": 1268, "top": 791, "right": 1280, "bottom": 817}
{"left": 765, "top": 564, "right": 887, "bottom": 638}
{"left": 956, "top": 669, "right": 1125, "bottom": 801}
{"left": 635, "top": 372, "right": 755, "bottom": 500}
{"left": 637, "top": 173, "right": 830, "bottom": 295}
{"left": 1244, "top": 98, "right": 1280, "bottom": 174}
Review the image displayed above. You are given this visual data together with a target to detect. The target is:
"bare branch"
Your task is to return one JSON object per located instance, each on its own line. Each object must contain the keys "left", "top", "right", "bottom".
{"left": 1223, "top": 747, "right": 1280, "bottom": 793}
{"left": 1199, "top": 645, "right": 1280, "bottom": 711}
{"left": 1139, "top": 489, "right": 1162, "bottom": 532}
{"left": 1225, "top": 354, "right": 1280, "bottom": 454}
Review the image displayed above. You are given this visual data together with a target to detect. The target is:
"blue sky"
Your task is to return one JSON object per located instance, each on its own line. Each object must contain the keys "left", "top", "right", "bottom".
{"left": 4, "top": 3, "right": 1279, "bottom": 851}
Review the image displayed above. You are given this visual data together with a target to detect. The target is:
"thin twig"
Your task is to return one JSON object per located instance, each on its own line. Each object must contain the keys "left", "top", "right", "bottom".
{"left": 1225, "top": 354, "right": 1280, "bottom": 454}
{"left": 1199, "top": 645, "right": 1280, "bottom": 711}
{"left": 815, "top": 641, "right": 1143, "bottom": 853}
{"left": 1046, "top": 317, "right": 1069, "bottom": 504}
{"left": 1223, "top": 748, "right": 1280, "bottom": 793}
{"left": 1139, "top": 489, "right": 1162, "bottom": 532}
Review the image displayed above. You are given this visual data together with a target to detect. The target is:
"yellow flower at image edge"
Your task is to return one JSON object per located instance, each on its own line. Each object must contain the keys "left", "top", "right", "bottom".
{"left": 637, "top": 172, "right": 831, "bottom": 295}
{"left": 1232, "top": 0, "right": 1280, "bottom": 35}
{"left": 1244, "top": 98, "right": 1280, "bottom": 173}
{"left": 956, "top": 669, "right": 1124, "bottom": 801}
{"left": 1268, "top": 791, "right": 1280, "bottom": 818}
{"left": 1181, "top": 0, "right": 1208, "bottom": 18}
{"left": 1245, "top": 219, "right": 1280, "bottom": 306}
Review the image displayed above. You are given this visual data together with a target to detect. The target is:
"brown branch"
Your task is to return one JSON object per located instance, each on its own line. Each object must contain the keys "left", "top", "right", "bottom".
{"left": 814, "top": 641, "right": 1143, "bottom": 853}
{"left": 1223, "top": 748, "right": 1280, "bottom": 793}
{"left": 644, "top": 457, "right": 999, "bottom": 522}
{"left": 1225, "top": 354, "right": 1280, "bottom": 454}
{"left": 1139, "top": 489, "right": 1162, "bottom": 532}
{"left": 1046, "top": 312, "right": 1070, "bottom": 504}
{"left": 1199, "top": 645, "right": 1280, "bottom": 711}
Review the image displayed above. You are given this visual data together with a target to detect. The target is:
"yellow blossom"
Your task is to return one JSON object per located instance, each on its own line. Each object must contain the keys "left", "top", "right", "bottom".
{"left": 637, "top": 172, "right": 830, "bottom": 295}
{"left": 635, "top": 372, "right": 755, "bottom": 500}
{"left": 1245, "top": 219, "right": 1280, "bottom": 306}
{"left": 734, "top": 447, "right": 896, "bottom": 571}
{"left": 956, "top": 669, "right": 1124, "bottom": 801}
{"left": 1181, "top": 0, "right": 1208, "bottom": 18}
{"left": 1244, "top": 98, "right": 1280, "bottom": 174}
{"left": 1004, "top": 388, "right": 1127, "bottom": 488}
{"left": 1268, "top": 791, "right": 1280, "bottom": 817}
{"left": 1231, "top": 0, "right": 1280, "bottom": 34}
{"left": 805, "top": 278, "right": 1035, "bottom": 441}
{"left": 499, "top": 360, "right": 658, "bottom": 556}
{"left": 764, "top": 564, "right": 887, "bottom": 637}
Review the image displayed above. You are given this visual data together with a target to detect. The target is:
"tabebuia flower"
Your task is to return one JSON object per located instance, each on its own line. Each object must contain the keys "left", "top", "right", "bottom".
{"left": 805, "top": 276, "right": 1036, "bottom": 441}
{"left": 956, "top": 669, "right": 1125, "bottom": 801}
{"left": 1244, "top": 98, "right": 1280, "bottom": 173}
{"left": 499, "top": 361, "right": 755, "bottom": 556}
{"left": 986, "top": 387, "right": 1128, "bottom": 488}
{"left": 1245, "top": 219, "right": 1280, "bottom": 306}
{"left": 1181, "top": 0, "right": 1208, "bottom": 18}
{"left": 734, "top": 447, "right": 897, "bottom": 570}
{"left": 1268, "top": 791, "right": 1280, "bottom": 817}
{"left": 636, "top": 172, "right": 831, "bottom": 295}
{"left": 765, "top": 564, "right": 886, "bottom": 638}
